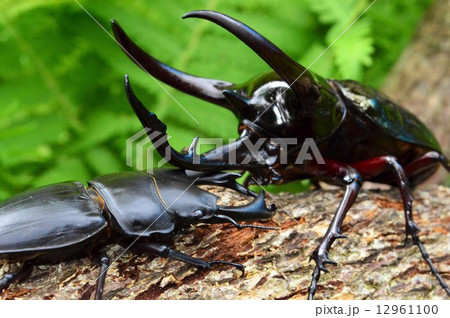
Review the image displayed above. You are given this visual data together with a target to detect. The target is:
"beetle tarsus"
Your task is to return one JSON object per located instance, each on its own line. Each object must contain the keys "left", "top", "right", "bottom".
{"left": 307, "top": 266, "right": 321, "bottom": 300}
{"left": 403, "top": 210, "right": 450, "bottom": 297}
{"left": 410, "top": 233, "right": 450, "bottom": 297}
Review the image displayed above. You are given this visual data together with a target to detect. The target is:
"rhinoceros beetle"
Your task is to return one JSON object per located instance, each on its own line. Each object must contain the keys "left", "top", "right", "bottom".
{"left": 0, "top": 168, "right": 275, "bottom": 299}
{"left": 112, "top": 10, "right": 450, "bottom": 299}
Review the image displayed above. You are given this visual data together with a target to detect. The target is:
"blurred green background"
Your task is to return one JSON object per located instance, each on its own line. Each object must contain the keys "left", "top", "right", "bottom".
{"left": 0, "top": 0, "right": 433, "bottom": 200}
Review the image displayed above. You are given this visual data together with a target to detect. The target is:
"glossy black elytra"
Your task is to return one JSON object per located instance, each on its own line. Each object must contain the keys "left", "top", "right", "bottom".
{"left": 112, "top": 10, "right": 450, "bottom": 299}
{"left": 0, "top": 169, "right": 275, "bottom": 299}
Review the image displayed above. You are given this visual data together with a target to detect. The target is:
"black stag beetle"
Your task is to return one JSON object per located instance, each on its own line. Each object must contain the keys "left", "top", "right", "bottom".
{"left": 0, "top": 169, "right": 276, "bottom": 299}
{"left": 112, "top": 10, "right": 450, "bottom": 299}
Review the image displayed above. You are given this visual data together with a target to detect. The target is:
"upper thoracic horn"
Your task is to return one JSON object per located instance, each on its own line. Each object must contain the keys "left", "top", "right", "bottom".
{"left": 111, "top": 19, "right": 233, "bottom": 109}
{"left": 182, "top": 10, "right": 319, "bottom": 106}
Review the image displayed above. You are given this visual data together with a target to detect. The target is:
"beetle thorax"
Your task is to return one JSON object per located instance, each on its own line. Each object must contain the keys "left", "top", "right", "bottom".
{"left": 240, "top": 81, "right": 303, "bottom": 138}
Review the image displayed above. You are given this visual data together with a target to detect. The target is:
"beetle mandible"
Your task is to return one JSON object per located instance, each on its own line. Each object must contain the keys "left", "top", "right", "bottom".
{"left": 112, "top": 10, "right": 450, "bottom": 299}
{"left": 0, "top": 169, "right": 275, "bottom": 299}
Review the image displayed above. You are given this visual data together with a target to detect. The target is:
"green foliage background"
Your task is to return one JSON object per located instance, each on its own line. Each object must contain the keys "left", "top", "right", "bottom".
{"left": 0, "top": 0, "right": 432, "bottom": 200}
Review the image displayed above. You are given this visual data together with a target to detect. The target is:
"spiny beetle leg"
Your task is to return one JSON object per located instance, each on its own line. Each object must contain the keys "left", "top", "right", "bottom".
{"left": 94, "top": 249, "right": 110, "bottom": 300}
{"left": 132, "top": 241, "right": 245, "bottom": 274}
{"left": 0, "top": 263, "right": 33, "bottom": 293}
{"left": 301, "top": 159, "right": 362, "bottom": 300}
{"left": 352, "top": 155, "right": 450, "bottom": 296}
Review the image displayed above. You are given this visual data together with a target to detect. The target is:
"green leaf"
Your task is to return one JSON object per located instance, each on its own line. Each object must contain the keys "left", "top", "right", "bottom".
{"left": 84, "top": 146, "right": 123, "bottom": 175}
{"left": 33, "top": 157, "right": 91, "bottom": 187}
{"left": 329, "top": 19, "right": 374, "bottom": 79}
{"left": 306, "top": 0, "right": 362, "bottom": 24}
{"left": 0, "top": 114, "right": 68, "bottom": 167}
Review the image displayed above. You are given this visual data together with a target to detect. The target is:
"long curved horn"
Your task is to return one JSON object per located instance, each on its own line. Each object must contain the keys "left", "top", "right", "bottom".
{"left": 112, "top": 19, "right": 233, "bottom": 109}
{"left": 182, "top": 11, "right": 319, "bottom": 105}
{"left": 124, "top": 75, "right": 268, "bottom": 172}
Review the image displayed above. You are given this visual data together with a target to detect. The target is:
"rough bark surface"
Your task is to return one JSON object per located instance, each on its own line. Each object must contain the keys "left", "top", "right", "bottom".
{"left": 1, "top": 185, "right": 449, "bottom": 300}
{"left": 382, "top": 0, "right": 450, "bottom": 184}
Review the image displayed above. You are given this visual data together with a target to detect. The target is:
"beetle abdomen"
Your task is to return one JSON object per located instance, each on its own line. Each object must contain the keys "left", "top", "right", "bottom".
{"left": 336, "top": 80, "right": 441, "bottom": 152}
{"left": 0, "top": 181, "right": 107, "bottom": 261}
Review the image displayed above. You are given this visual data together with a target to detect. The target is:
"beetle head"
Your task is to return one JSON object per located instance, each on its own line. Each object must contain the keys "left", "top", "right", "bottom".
{"left": 223, "top": 80, "right": 300, "bottom": 138}
{"left": 158, "top": 177, "right": 275, "bottom": 227}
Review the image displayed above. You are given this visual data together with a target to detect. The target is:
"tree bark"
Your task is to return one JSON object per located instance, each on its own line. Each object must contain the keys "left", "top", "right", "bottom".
{"left": 1, "top": 185, "right": 449, "bottom": 300}
{"left": 382, "top": 0, "right": 450, "bottom": 184}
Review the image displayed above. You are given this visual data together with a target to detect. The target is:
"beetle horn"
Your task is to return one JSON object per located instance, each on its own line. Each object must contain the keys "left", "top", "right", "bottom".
{"left": 125, "top": 75, "right": 266, "bottom": 171}
{"left": 182, "top": 10, "right": 319, "bottom": 105}
{"left": 125, "top": 74, "right": 198, "bottom": 170}
{"left": 111, "top": 19, "right": 234, "bottom": 109}
{"left": 222, "top": 89, "right": 252, "bottom": 117}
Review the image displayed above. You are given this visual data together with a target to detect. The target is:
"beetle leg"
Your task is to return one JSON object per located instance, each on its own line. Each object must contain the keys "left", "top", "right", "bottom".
{"left": 301, "top": 160, "right": 362, "bottom": 300}
{"left": 0, "top": 263, "right": 33, "bottom": 293}
{"left": 94, "top": 249, "right": 110, "bottom": 300}
{"left": 131, "top": 242, "right": 244, "bottom": 273}
{"left": 403, "top": 151, "right": 450, "bottom": 183}
{"left": 351, "top": 156, "right": 417, "bottom": 237}
{"left": 351, "top": 155, "right": 450, "bottom": 297}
